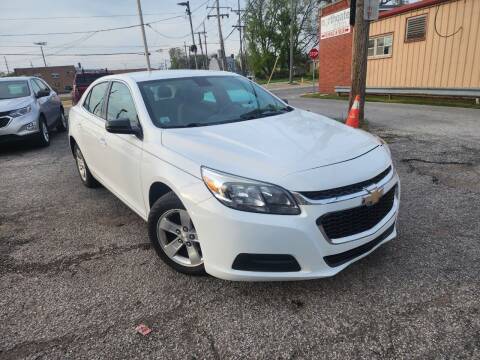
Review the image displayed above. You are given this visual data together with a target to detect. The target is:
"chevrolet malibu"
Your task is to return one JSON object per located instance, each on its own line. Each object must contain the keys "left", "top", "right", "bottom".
{"left": 68, "top": 70, "right": 400, "bottom": 281}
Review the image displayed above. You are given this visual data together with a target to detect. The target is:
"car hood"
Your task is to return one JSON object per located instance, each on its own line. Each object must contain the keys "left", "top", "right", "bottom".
{"left": 0, "top": 97, "right": 32, "bottom": 113}
{"left": 162, "top": 109, "right": 381, "bottom": 183}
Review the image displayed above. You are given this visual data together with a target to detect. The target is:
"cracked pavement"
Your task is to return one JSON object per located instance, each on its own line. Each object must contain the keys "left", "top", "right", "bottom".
{"left": 1, "top": 97, "right": 479, "bottom": 359}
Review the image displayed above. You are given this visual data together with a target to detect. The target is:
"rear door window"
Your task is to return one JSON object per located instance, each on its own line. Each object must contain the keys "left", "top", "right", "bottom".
{"left": 83, "top": 82, "right": 109, "bottom": 118}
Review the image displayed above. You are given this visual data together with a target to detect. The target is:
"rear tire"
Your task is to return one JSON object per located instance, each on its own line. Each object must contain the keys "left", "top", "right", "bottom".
{"left": 148, "top": 192, "right": 206, "bottom": 276}
{"left": 74, "top": 144, "right": 99, "bottom": 188}
{"left": 36, "top": 117, "right": 50, "bottom": 147}
{"left": 56, "top": 109, "right": 68, "bottom": 132}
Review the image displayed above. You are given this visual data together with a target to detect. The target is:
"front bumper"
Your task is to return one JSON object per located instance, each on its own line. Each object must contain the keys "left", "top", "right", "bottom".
{"left": 0, "top": 111, "right": 40, "bottom": 141}
{"left": 186, "top": 169, "right": 400, "bottom": 281}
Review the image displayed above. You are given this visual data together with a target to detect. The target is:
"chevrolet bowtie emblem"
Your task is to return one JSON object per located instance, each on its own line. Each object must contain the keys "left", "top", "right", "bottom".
{"left": 362, "top": 187, "right": 384, "bottom": 206}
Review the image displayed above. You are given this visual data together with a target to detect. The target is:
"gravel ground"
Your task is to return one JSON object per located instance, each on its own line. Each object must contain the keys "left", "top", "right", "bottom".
{"left": 1, "top": 101, "right": 479, "bottom": 359}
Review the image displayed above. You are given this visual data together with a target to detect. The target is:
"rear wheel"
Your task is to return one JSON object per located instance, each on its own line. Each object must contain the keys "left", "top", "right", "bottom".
{"left": 74, "top": 144, "right": 99, "bottom": 188}
{"left": 148, "top": 192, "right": 205, "bottom": 276}
{"left": 36, "top": 117, "right": 50, "bottom": 147}
{"left": 56, "top": 109, "right": 67, "bottom": 132}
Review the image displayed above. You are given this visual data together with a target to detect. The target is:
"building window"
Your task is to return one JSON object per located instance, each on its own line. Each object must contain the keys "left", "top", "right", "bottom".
{"left": 368, "top": 34, "right": 393, "bottom": 58}
{"left": 51, "top": 73, "right": 60, "bottom": 79}
{"left": 405, "top": 15, "right": 427, "bottom": 42}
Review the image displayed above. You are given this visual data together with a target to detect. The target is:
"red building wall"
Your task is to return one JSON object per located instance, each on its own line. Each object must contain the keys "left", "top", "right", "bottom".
{"left": 318, "top": 0, "right": 353, "bottom": 93}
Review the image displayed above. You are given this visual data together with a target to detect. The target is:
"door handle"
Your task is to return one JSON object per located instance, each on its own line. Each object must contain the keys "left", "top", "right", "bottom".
{"left": 99, "top": 137, "right": 107, "bottom": 146}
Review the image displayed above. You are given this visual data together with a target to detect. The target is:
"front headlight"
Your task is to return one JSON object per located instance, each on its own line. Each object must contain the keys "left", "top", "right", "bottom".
{"left": 201, "top": 167, "right": 300, "bottom": 215}
{"left": 10, "top": 105, "right": 32, "bottom": 118}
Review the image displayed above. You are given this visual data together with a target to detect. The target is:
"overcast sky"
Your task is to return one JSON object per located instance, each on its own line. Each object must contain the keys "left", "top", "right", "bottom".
{"left": 0, "top": 0, "right": 246, "bottom": 72}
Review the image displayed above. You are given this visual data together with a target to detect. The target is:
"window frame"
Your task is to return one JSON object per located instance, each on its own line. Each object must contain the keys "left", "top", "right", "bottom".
{"left": 405, "top": 14, "right": 427, "bottom": 43}
{"left": 105, "top": 80, "right": 141, "bottom": 127}
{"left": 82, "top": 81, "right": 110, "bottom": 120}
{"left": 368, "top": 33, "right": 394, "bottom": 60}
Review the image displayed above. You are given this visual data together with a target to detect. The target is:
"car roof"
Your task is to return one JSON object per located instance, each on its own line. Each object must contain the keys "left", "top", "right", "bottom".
{"left": 101, "top": 70, "right": 240, "bottom": 83}
{"left": 0, "top": 76, "right": 34, "bottom": 82}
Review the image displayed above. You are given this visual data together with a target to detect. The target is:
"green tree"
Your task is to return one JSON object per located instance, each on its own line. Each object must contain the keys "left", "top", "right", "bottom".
{"left": 244, "top": 0, "right": 319, "bottom": 78}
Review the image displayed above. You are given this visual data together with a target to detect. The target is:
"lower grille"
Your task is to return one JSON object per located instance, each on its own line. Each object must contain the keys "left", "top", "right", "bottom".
{"left": 318, "top": 185, "right": 396, "bottom": 239}
{"left": 0, "top": 117, "right": 11, "bottom": 128}
{"left": 232, "top": 254, "right": 301, "bottom": 272}
{"left": 323, "top": 224, "right": 395, "bottom": 267}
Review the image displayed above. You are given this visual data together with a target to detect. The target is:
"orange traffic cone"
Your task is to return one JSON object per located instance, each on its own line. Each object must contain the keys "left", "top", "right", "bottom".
{"left": 345, "top": 95, "right": 360, "bottom": 128}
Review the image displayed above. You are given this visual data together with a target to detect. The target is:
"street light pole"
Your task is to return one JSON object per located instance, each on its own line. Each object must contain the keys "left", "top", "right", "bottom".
{"left": 136, "top": 0, "right": 151, "bottom": 71}
{"left": 34, "top": 42, "right": 47, "bottom": 67}
{"left": 178, "top": 1, "right": 198, "bottom": 69}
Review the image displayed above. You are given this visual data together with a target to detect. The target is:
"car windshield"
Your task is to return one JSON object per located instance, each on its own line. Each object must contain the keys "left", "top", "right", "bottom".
{"left": 138, "top": 75, "right": 292, "bottom": 128}
{"left": 0, "top": 81, "right": 30, "bottom": 100}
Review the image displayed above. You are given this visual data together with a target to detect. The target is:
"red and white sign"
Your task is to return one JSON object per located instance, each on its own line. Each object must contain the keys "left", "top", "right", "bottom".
{"left": 308, "top": 48, "right": 319, "bottom": 60}
{"left": 320, "top": 8, "right": 351, "bottom": 40}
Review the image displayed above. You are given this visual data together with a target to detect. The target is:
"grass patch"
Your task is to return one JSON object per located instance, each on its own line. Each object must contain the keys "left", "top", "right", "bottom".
{"left": 301, "top": 93, "right": 480, "bottom": 109}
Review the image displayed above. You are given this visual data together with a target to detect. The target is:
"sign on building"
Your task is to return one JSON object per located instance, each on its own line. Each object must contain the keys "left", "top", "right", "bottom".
{"left": 320, "top": 8, "right": 350, "bottom": 40}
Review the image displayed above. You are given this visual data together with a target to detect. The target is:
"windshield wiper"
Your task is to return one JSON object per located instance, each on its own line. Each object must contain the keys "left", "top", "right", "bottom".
{"left": 240, "top": 107, "right": 291, "bottom": 120}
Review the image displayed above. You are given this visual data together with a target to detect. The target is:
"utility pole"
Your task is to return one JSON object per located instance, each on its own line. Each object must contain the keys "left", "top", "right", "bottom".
{"left": 349, "top": 0, "right": 370, "bottom": 122}
{"left": 136, "top": 0, "right": 151, "bottom": 71}
{"left": 232, "top": 0, "right": 245, "bottom": 75}
{"left": 184, "top": 42, "right": 190, "bottom": 68}
{"left": 196, "top": 31, "right": 206, "bottom": 69}
{"left": 178, "top": 1, "right": 198, "bottom": 69}
{"left": 288, "top": 0, "right": 295, "bottom": 83}
{"left": 4, "top": 57, "right": 10, "bottom": 74}
{"left": 203, "top": 23, "right": 208, "bottom": 68}
{"left": 208, "top": 1, "right": 229, "bottom": 70}
{"left": 34, "top": 42, "right": 47, "bottom": 67}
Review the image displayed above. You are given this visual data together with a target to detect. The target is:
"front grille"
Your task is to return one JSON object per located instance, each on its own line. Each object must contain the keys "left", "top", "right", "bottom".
{"left": 317, "top": 185, "right": 396, "bottom": 239}
{"left": 323, "top": 224, "right": 395, "bottom": 267}
{"left": 301, "top": 166, "right": 392, "bottom": 200}
{"left": 0, "top": 117, "right": 11, "bottom": 128}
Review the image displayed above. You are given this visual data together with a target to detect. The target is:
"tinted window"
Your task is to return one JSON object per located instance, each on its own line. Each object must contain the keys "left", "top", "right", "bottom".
{"left": 31, "top": 80, "right": 42, "bottom": 94}
{"left": 84, "top": 82, "right": 109, "bottom": 118}
{"left": 33, "top": 79, "right": 49, "bottom": 91}
{"left": 106, "top": 82, "right": 138, "bottom": 125}
{"left": 0, "top": 81, "right": 30, "bottom": 99}
{"left": 138, "top": 76, "right": 289, "bottom": 128}
{"left": 38, "top": 79, "right": 50, "bottom": 90}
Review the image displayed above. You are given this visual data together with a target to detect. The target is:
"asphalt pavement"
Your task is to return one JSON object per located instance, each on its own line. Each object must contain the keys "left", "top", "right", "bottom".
{"left": 1, "top": 95, "right": 479, "bottom": 359}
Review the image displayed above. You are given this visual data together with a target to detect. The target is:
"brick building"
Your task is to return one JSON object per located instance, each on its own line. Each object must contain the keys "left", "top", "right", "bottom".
{"left": 14, "top": 65, "right": 75, "bottom": 94}
{"left": 318, "top": 0, "right": 480, "bottom": 96}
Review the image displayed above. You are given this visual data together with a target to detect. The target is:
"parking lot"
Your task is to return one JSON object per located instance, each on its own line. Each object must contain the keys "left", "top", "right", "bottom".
{"left": 1, "top": 95, "right": 479, "bottom": 359}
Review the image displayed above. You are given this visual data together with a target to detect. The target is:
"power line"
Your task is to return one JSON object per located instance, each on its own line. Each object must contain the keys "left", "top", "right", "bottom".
{"left": 0, "top": 15, "right": 184, "bottom": 37}
{"left": 0, "top": 52, "right": 150, "bottom": 56}
{"left": 0, "top": 12, "right": 184, "bottom": 21}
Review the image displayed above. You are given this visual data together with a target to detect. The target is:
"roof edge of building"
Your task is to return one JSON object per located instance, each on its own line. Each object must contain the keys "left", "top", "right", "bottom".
{"left": 379, "top": 0, "right": 453, "bottom": 20}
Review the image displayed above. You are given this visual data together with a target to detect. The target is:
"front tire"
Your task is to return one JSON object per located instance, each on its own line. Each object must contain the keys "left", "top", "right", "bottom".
{"left": 56, "top": 109, "right": 68, "bottom": 132}
{"left": 148, "top": 192, "right": 205, "bottom": 276}
{"left": 36, "top": 117, "right": 50, "bottom": 147}
{"left": 74, "top": 144, "right": 99, "bottom": 188}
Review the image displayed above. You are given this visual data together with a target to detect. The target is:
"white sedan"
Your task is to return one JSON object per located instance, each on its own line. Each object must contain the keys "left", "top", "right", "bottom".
{"left": 68, "top": 70, "right": 399, "bottom": 281}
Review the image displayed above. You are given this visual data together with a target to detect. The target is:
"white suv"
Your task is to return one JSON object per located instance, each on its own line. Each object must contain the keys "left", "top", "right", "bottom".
{"left": 68, "top": 70, "right": 399, "bottom": 281}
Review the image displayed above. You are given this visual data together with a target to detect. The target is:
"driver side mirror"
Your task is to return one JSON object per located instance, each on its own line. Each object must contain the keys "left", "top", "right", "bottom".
{"left": 105, "top": 119, "right": 143, "bottom": 139}
{"left": 36, "top": 89, "right": 50, "bottom": 98}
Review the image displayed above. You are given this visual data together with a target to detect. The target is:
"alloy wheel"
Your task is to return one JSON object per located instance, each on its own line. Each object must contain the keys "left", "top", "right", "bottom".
{"left": 41, "top": 121, "right": 49, "bottom": 142}
{"left": 156, "top": 209, "right": 203, "bottom": 267}
{"left": 76, "top": 148, "right": 87, "bottom": 181}
{"left": 61, "top": 113, "right": 67, "bottom": 128}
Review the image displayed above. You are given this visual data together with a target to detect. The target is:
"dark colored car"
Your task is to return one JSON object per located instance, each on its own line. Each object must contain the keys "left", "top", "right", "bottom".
{"left": 71, "top": 70, "right": 112, "bottom": 105}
